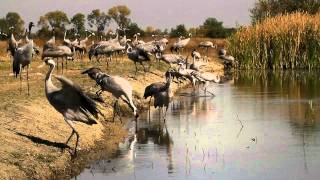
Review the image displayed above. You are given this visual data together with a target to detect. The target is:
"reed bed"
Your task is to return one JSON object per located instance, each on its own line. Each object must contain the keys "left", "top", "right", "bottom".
{"left": 228, "top": 12, "right": 320, "bottom": 70}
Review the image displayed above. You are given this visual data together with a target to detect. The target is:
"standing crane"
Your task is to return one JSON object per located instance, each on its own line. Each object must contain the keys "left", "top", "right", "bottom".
{"left": 126, "top": 43, "right": 151, "bottom": 76}
{"left": 12, "top": 23, "right": 35, "bottom": 95}
{"left": 44, "top": 58, "right": 102, "bottom": 155}
{"left": 82, "top": 68, "right": 139, "bottom": 122}
{"left": 170, "top": 33, "right": 192, "bottom": 54}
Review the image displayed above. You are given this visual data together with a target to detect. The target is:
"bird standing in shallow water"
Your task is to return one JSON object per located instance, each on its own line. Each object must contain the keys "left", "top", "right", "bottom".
{"left": 44, "top": 59, "right": 102, "bottom": 155}
{"left": 151, "top": 71, "right": 173, "bottom": 121}
{"left": 82, "top": 68, "right": 139, "bottom": 122}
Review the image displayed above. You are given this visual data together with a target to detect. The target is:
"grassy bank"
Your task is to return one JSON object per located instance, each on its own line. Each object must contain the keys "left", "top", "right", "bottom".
{"left": 229, "top": 12, "right": 320, "bottom": 70}
{"left": 0, "top": 39, "right": 224, "bottom": 179}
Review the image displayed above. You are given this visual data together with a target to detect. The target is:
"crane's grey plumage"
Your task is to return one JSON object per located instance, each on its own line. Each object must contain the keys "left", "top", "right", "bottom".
{"left": 7, "top": 27, "right": 22, "bottom": 57}
{"left": 82, "top": 68, "right": 139, "bottom": 121}
{"left": 44, "top": 59, "right": 101, "bottom": 155}
{"left": 43, "top": 28, "right": 55, "bottom": 51}
{"left": 126, "top": 43, "right": 151, "bottom": 76}
{"left": 144, "top": 71, "right": 171, "bottom": 107}
{"left": 12, "top": 38, "right": 34, "bottom": 95}
{"left": 42, "top": 45, "right": 74, "bottom": 71}
{"left": 152, "top": 71, "right": 173, "bottom": 120}
{"left": 171, "top": 34, "right": 192, "bottom": 54}
{"left": 199, "top": 41, "right": 216, "bottom": 55}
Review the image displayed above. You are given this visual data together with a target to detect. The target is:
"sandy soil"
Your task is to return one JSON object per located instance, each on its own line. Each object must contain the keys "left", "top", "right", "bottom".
{"left": 0, "top": 38, "right": 225, "bottom": 179}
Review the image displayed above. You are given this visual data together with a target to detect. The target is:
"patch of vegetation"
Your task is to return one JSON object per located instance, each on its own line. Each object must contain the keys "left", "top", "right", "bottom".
{"left": 229, "top": 12, "right": 320, "bottom": 69}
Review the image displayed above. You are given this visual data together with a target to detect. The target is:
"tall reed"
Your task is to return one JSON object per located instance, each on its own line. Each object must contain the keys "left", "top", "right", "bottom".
{"left": 228, "top": 12, "right": 320, "bottom": 69}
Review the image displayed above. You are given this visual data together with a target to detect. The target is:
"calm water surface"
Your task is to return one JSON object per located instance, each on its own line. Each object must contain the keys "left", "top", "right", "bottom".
{"left": 75, "top": 71, "right": 320, "bottom": 180}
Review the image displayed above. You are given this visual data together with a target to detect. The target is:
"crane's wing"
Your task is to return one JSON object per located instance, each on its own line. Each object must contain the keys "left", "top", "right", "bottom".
{"left": 137, "top": 49, "right": 150, "bottom": 61}
{"left": 54, "top": 75, "right": 101, "bottom": 119}
{"left": 144, "top": 82, "right": 166, "bottom": 99}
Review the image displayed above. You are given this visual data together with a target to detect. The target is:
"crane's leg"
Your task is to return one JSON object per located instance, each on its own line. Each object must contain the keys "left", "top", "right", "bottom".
{"left": 134, "top": 62, "right": 138, "bottom": 77}
{"left": 19, "top": 67, "right": 22, "bottom": 95}
{"left": 141, "top": 62, "right": 147, "bottom": 73}
{"left": 112, "top": 100, "right": 119, "bottom": 122}
{"left": 64, "top": 118, "right": 79, "bottom": 155}
{"left": 61, "top": 58, "right": 64, "bottom": 74}
{"left": 27, "top": 65, "right": 30, "bottom": 96}
{"left": 96, "top": 89, "right": 103, "bottom": 97}
{"left": 163, "top": 106, "right": 169, "bottom": 122}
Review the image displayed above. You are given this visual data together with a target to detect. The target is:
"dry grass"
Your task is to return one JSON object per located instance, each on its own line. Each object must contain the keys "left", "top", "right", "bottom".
{"left": 0, "top": 37, "right": 224, "bottom": 179}
{"left": 228, "top": 12, "right": 320, "bottom": 69}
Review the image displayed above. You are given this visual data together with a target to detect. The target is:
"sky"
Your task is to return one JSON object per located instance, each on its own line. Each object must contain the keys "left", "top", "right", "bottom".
{"left": 0, "top": 0, "right": 256, "bottom": 30}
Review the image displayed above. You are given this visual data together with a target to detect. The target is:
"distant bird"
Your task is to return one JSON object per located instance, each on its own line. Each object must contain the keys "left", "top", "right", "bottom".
{"left": 189, "top": 51, "right": 206, "bottom": 71}
{"left": 43, "top": 28, "right": 55, "bottom": 51}
{"left": 126, "top": 43, "right": 151, "bottom": 76}
{"left": 218, "top": 48, "right": 235, "bottom": 69}
{"left": 82, "top": 68, "right": 139, "bottom": 121}
{"left": 144, "top": 71, "right": 171, "bottom": 107}
{"left": 191, "top": 71, "right": 221, "bottom": 95}
{"left": 132, "top": 33, "right": 145, "bottom": 47}
{"left": 198, "top": 41, "right": 216, "bottom": 55}
{"left": 42, "top": 45, "right": 74, "bottom": 71}
{"left": 155, "top": 50, "right": 185, "bottom": 67}
{"left": 171, "top": 33, "right": 192, "bottom": 54}
{"left": 7, "top": 27, "right": 22, "bottom": 57}
{"left": 44, "top": 59, "right": 102, "bottom": 155}
{"left": 153, "top": 71, "right": 173, "bottom": 120}
{"left": 12, "top": 36, "right": 34, "bottom": 95}
{"left": 191, "top": 49, "right": 201, "bottom": 60}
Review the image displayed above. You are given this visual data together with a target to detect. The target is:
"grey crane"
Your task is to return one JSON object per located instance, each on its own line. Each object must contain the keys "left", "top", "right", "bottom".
{"left": 43, "top": 28, "right": 56, "bottom": 51}
{"left": 42, "top": 45, "right": 74, "bottom": 72}
{"left": 126, "top": 43, "right": 151, "bottom": 76}
{"left": 218, "top": 48, "right": 235, "bottom": 69}
{"left": 44, "top": 59, "right": 102, "bottom": 155}
{"left": 82, "top": 68, "right": 139, "bottom": 122}
{"left": 144, "top": 71, "right": 171, "bottom": 108}
{"left": 12, "top": 30, "right": 34, "bottom": 95}
{"left": 152, "top": 71, "right": 173, "bottom": 121}
{"left": 198, "top": 41, "right": 216, "bottom": 55}
{"left": 170, "top": 33, "right": 192, "bottom": 54}
{"left": 7, "top": 27, "right": 22, "bottom": 57}
{"left": 191, "top": 71, "right": 221, "bottom": 95}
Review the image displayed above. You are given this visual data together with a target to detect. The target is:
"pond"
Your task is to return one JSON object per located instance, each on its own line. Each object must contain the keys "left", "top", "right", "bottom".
{"left": 74, "top": 71, "right": 320, "bottom": 180}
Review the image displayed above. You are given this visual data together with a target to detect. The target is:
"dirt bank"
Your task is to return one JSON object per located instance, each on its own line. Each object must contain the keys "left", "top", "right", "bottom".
{"left": 0, "top": 42, "right": 224, "bottom": 179}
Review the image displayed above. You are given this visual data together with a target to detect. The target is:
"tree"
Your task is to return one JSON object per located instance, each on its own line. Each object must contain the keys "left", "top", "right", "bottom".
{"left": 71, "top": 13, "right": 86, "bottom": 35}
{"left": 251, "top": 0, "right": 320, "bottom": 24}
{"left": 108, "top": 5, "right": 131, "bottom": 28}
{"left": 199, "top": 17, "right": 234, "bottom": 38}
{"left": 126, "top": 22, "right": 144, "bottom": 37}
{"left": 5, "top": 12, "right": 25, "bottom": 35}
{"left": 87, "top": 9, "right": 110, "bottom": 34}
{"left": 37, "top": 10, "right": 69, "bottom": 37}
{"left": 170, "top": 24, "right": 188, "bottom": 37}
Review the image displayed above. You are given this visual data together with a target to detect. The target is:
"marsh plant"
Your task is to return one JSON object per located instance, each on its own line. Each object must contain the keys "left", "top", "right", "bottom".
{"left": 229, "top": 12, "right": 320, "bottom": 70}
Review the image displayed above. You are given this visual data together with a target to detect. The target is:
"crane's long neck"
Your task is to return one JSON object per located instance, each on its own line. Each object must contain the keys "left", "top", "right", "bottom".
{"left": 45, "top": 63, "right": 57, "bottom": 94}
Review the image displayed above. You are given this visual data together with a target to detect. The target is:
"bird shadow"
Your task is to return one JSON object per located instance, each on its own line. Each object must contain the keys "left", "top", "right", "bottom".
{"left": 14, "top": 131, "right": 71, "bottom": 150}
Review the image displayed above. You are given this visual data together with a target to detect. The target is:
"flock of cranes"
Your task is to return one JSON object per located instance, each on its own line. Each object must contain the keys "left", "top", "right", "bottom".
{"left": 3, "top": 22, "right": 234, "bottom": 155}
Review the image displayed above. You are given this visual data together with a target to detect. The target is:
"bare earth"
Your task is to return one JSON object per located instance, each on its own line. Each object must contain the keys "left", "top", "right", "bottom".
{"left": 0, "top": 38, "right": 224, "bottom": 179}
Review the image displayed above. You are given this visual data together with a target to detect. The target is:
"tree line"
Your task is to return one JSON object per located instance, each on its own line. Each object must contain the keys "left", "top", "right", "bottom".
{"left": 0, "top": 5, "right": 234, "bottom": 40}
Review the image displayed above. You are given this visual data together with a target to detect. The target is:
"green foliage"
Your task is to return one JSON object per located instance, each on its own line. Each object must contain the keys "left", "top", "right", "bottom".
{"left": 2, "top": 12, "right": 25, "bottom": 35}
{"left": 37, "top": 10, "right": 69, "bottom": 38}
{"left": 199, "top": 17, "right": 235, "bottom": 38}
{"left": 87, "top": 9, "right": 110, "bottom": 34}
{"left": 251, "top": 0, "right": 320, "bottom": 24}
{"left": 126, "top": 22, "right": 144, "bottom": 37}
{"left": 108, "top": 5, "right": 131, "bottom": 28}
{"left": 71, "top": 13, "right": 86, "bottom": 35}
{"left": 170, "top": 24, "right": 188, "bottom": 37}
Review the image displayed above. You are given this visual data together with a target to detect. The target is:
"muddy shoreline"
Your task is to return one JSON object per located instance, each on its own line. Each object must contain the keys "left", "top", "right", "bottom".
{"left": 0, "top": 53, "right": 224, "bottom": 179}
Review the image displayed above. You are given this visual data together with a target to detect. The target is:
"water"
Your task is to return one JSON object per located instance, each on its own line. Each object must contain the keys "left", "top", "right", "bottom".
{"left": 75, "top": 71, "right": 320, "bottom": 180}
